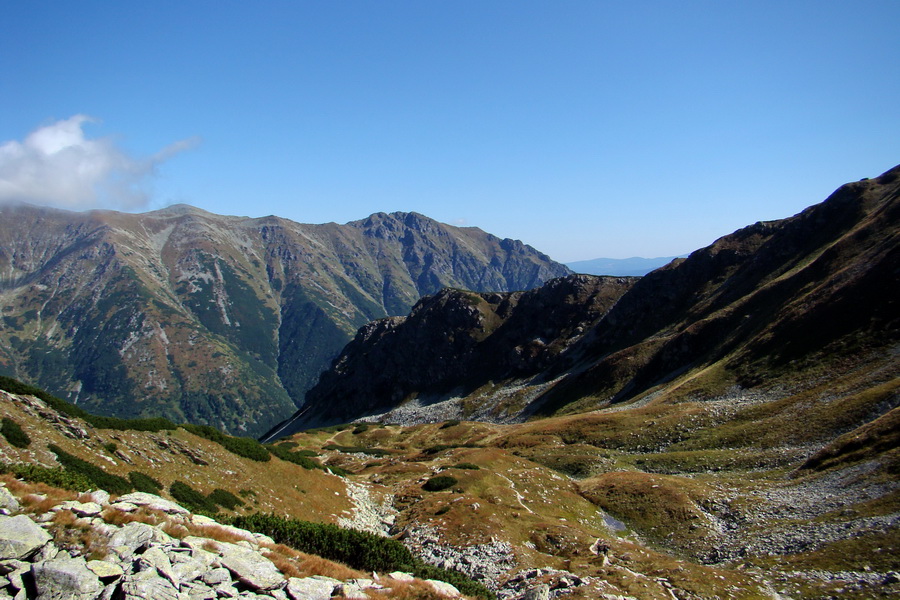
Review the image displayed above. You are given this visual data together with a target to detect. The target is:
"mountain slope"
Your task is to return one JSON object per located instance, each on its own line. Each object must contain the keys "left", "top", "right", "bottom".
{"left": 0, "top": 206, "right": 569, "bottom": 436}
{"left": 280, "top": 165, "right": 899, "bottom": 429}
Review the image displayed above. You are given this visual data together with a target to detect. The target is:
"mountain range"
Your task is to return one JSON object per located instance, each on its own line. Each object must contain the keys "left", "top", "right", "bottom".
{"left": 0, "top": 207, "right": 569, "bottom": 437}
{"left": 268, "top": 165, "right": 899, "bottom": 436}
{"left": 0, "top": 165, "right": 897, "bottom": 600}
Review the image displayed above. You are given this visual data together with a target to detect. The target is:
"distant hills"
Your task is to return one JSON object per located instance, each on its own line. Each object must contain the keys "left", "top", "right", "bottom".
{"left": 566, "top": 255, "right": 683, "bottom": 276}
{"left": 269, "top": 165, "right": 900, "bottom": 434}
{"left": 0, "top": 207, "right": 569, "bottom": 436}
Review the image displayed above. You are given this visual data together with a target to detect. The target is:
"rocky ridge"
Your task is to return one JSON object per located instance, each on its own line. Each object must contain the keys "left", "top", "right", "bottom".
{"left": 0, "top": 485, "right": 468, "bottom": 600}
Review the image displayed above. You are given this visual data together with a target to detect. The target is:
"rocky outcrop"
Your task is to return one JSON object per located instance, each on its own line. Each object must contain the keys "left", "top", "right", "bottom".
{"left": 0, "top": 206, "right": 569, "bottom": 436}
{"left": 272, "top": 274, "right": 635, "bottom": 433}
{"left": 0, "top": 485, "right": 458, "bottom": 600}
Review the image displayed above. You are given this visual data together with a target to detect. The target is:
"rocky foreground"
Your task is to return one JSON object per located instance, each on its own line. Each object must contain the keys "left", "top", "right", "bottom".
{"left": 0, "top": 485, "right": 467, "bottom": 600}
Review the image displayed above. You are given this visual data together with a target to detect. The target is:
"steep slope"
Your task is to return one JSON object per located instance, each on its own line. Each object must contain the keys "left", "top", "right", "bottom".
{"left": 282, "top": 165, "right": 899, "bottom": 429}
{"left": 0, "top": 206, "right": 569, "bottom": 436}
{"left": 269, "top": 275, "right": 637, "bottom": 435}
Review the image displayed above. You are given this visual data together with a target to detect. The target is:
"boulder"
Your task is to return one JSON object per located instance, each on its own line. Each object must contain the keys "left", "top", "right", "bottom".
{"left": 86, "top": 559, "right": 124, "bottom": 582}
{"left": 108, "top": 522, "right": 172, "bottom": 557}
{"left": 216, "top": 542, "right": 284, "bottom": 590}
{"left": 120, "top": 569, "right": 181, "bottom": 600}
{"left": 0, "top": 515, "right": 51, "bottom": 560}
{"left": 286, "top": 576, "right": 336, "bottom": 600}
{"left": 115, "top": 492, "right": 189, "bottom": 515}
{"left": 425, "top": 579, "right": 461, "bottom": 598}
{"left": 522, "top": 584, "right": 550, "bottom": 600}
{"left": 0, "top": 487, "right": 20, "bottom": 514}
{"left": 32, "top": 556, "right": 103, "bottom": 600}
{"left": 57, "top": 501, "right": 103, "bottom": 518}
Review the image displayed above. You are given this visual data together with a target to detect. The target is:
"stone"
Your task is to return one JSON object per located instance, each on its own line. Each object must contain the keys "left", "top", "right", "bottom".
{"left": 108, "top": 522, "right": 172, "bottom": 557}
{"left": 169, "top": 547, "right": 217, "bottom": 583}
{"left": 217, "top": 542, "right": 284, "bottom": 590}
{"left": 109, "top": 501, "right": 139, "bottom": 513}
{"left": 285, "top": 576, "right": 336, "bottom": 600}
{"left": 522, "top": 584, "right": 550, "bottom": 600}
{"left": 387, "top": 571, "right": 415, "bottom": 581}
{"left": 32, "top": 556, "right": 103, "bottom": 600}
{"left": 181, "top": 581, "right": 218, "bottom": 600}
{"left": 425, "top": 579, "right": 461, "bottom": 598}
{"left": 120, "top": 569, "right": 181, "bottom": 600}
{"left": 57, "top": 501, "right": 103, "bottom": 517}
{"left": 115, "top": 492, "right": 190, "bottom": 515}
{"left": 200, "top": 567, "right": 232, "bottom": 586}
{"left": 86, "top": 559, "right": 123, "bottom": 581}
{"left": 0, "top": 487, "right": 20, "bottom": 514}
{"left": 0, "top": 515, "right": 52, "bottom": 560}
{"left": 87, "top": 490, "right": 111, "bottom": 505}
{"left": 334, "top": 582, "right": 368, "bottom": 599}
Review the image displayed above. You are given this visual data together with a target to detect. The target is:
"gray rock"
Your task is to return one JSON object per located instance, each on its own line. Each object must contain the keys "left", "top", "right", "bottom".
{"left": 521, "top": 584, "right": 550, "bottom": 600}
{"left": 32, "top": 556, "right": 103, "bottom": 600}
{"left": 334, "top": 582, "right": 368, "bottom": 598}
{"left": 425, "top": 579, "right": 461, "bottom": 597}
{"left": 108, "top": 522, "right": 172, "bottom": 557}
{"left": 387, "top": 571, "right": 414, "bottom": 582}
{"left": 169, "top": 546, "right": 217, "bottom": 583}
{"left": 200, "top": 567, "right": 232, "bottom": 586}
{"left": 181, "top": 580, "right": 218, "bottom": 600}
{"left": 115, "top": 492, "right": 189, "bottom": 515}
{"left": 120, "top": 569, "right": 182, "bottom": 600}
{"left": 86, "top": 559, "right": 123, "bottom": 582}
{"left": 286, "top": 576, "right": 336, "bottom": 600}
{"left": 57, "top": 501, "right": 103, "bottom": 517}
{"left": 0, "top": 515, "right": 52, "bottom": 560}
{"left": 217, "top": 542, "right": 284, "bottom": 590}
{"left": 0, "top": 487, "right": 20, "bottom": 514}
{"left": 109, "top": 501, "right": 138, "bottom": 513}
{"left": 87, "top": 490, "right": 111, "bottom": 505}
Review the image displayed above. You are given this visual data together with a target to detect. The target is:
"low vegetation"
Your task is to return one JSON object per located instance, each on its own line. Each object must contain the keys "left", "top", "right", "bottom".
{"left": 230, "top": 513, "right": 494, "bottom": 599}
{"left": 422, "top": 475, "right": 458, "bottom": 492}
{"left": 0, "top": 417, "right": 31, "bottom": 448}
{"left": 180, "top": 423, "right": 271, "bottom": 462}
{"left": 48, "top": 444, "right": 132, "bottom": 495}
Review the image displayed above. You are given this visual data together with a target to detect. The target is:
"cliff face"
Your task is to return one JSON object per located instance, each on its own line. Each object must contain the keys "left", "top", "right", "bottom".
{"left": 279, "top": 166, "right": 900, "bottom": 430}
{"left": 0, "top": 207, "right": 569, "bottom": 436}
{"left": 276, "top": 275, "right": 637, "bottom": 431}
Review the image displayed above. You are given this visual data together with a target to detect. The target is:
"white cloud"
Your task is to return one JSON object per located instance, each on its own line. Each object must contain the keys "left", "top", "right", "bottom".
{"left": 0, "top": 115, "right": 199, "bottom": 210}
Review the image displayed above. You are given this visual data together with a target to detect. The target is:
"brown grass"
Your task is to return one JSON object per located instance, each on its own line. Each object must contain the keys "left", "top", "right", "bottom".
{"left": 47, "top": 509, "right": 109, "bottom": 560}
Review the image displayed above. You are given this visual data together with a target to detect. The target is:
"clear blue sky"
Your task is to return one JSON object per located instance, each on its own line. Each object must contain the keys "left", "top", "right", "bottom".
{"left": 2, "top": 1, "right": 898, "bottom": 262}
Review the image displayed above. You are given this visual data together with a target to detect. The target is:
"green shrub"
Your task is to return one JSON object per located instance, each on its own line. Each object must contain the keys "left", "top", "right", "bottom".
{"left": 0, "top": 462, "right": 92, "bottom": 491}
{"left": 452, "top": 462, "right": 480, "bottom": 470}
{"left": 128, "top": 471, "right": 162, "bottom": 493}
{"left": 208, "top": 488, "right": 245, "bottom": 511}
{"left": 352, "top": 423, "right": 369, "bottom": 435}
{"left": 422, "top": 443, "right": 482, "bottom": 455}
{"left": 266, "top": 444, "right": 329, "bottom": 472}
{"left": 0, "top": 417, "right": 31, "bottom": 448}
{"left": 48, "top": 444, "right": 132, "bottom": 495}
{"left": 181, "top": 424, "right": 271, "bottom": 462}
{"left": 229, "top": 513, "right": 493, "bottom": 599}
{"left": 440, "top": 419, "right": 461, "bottom": 429}
{"left": 422, "top": 475, "right": 458, "bottom": 492}
{"left": 103, "top": 442, "right": 118, "bottom": 454}
{"left": 170, "top": 481, "right": 217, "bottom": 514}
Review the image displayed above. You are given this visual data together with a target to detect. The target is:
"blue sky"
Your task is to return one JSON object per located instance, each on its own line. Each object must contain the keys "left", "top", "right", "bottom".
{"left": 2, "top": 2, "right": 898, "bottom": 262}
